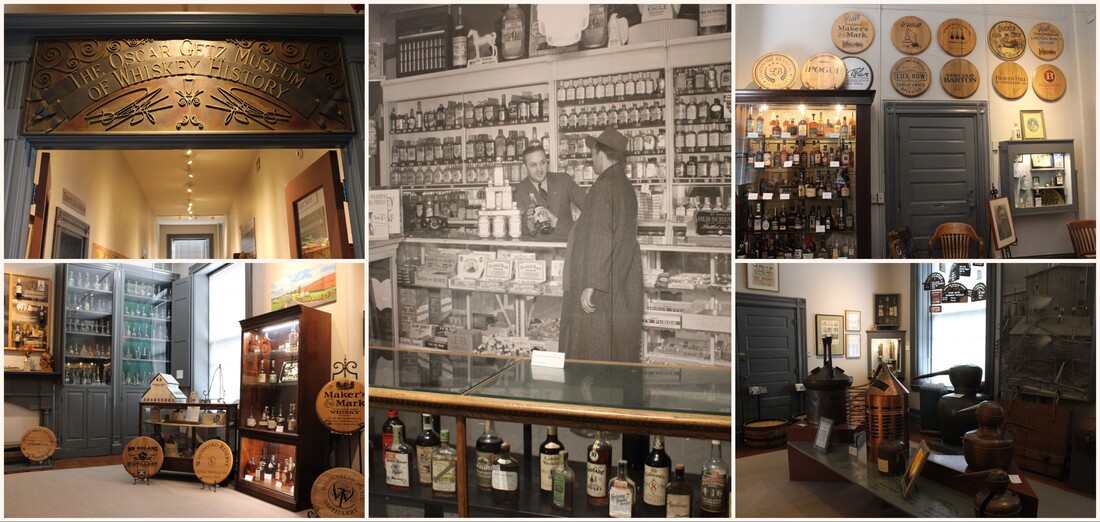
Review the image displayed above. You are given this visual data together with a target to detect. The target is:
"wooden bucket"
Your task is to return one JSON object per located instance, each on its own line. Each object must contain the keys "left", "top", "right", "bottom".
{"left": 743, "top": 418, "right": 789, "bottom": 448}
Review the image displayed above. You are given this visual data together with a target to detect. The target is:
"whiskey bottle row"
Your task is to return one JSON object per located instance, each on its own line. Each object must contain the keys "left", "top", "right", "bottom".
{"left": 558, "top": 102, "right": 665, "bottom": 132}
{"left": 390, "top": 93, "right": 549, "bottom": 134}
{"left": 673, "top": 98, "right": 728, "bottom": 124}
{"left": 738, "top": 234, "right": 857, "bottom": 260}
{"left": 672, "top": 64, "right": 730, "bottom": 95}
{"left": 745, "top": 140, "right": 853, "bottom": 169}
{"left": 244, "top": 403, "right": 299, "bottom": 432}
{"left": 243, "top": 444, "right": 297, "bottom": 493}
{"left": 557, "top": 71, "right": 666, "bottom": 105}
{"left": 746, "top": 110, "right": 856, "bottom": 140}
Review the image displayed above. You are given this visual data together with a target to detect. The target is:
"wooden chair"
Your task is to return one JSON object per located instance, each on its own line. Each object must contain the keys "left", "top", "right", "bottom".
{"left": 928, "top": 222, "right": 985, "bottom": 258}
{"left": 1067, "top": 220, "right": 1096, "bottom": 258}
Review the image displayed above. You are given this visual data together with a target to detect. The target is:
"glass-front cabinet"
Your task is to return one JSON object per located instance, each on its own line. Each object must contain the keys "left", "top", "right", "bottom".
{"left": 120, "top": 267, "right": 172, "bottom": 387}
{"left": 139, "top": 401, "right": 238, "bottom": 475}
{"left": 998, "top": 139, "right": 1077, "bottom": 216}
{"left": 736, "top": 90, "right": 873, "bottom": 258}
{"left": 238, "top": 305, "right": 330, "bottom": 511}
{"left": 61, "top": 264, "right": 115, "bottom": 386}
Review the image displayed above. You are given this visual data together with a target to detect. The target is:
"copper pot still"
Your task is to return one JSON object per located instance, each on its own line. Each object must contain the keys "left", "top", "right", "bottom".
{"left": 866, "top": 362, "right": 910, "bottom": 462}
{"left": 957, "top": 468, "right": 1022, "bottom": 517}
{"left": 913, "top": 364, "right": 987, "bottom": 445}
{"left": 960, "top": 401, "right": 1015, "bottom": 472}
{"left": 803, "top": 336, "right": 853, "bottom": 424}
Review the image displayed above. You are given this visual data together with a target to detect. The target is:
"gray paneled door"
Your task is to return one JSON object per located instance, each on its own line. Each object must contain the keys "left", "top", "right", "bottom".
{"left": 735, "top": 294, "right": 804, "bottom": 432}
{"left": 885, "top": 101, "right": 990, "bottom": 257}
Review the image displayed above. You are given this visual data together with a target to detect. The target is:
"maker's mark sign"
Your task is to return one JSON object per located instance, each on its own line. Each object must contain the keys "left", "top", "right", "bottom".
{"left": 24, "top": 38, "right": 355, "bottom": 135}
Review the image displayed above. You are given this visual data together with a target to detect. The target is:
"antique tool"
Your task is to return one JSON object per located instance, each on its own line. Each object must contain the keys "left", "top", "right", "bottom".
{"left": 961, "top": 401, "right": 1016, "bottom": 471}
{"left": 804, "top": 336, "right": 852, "bottom": 424}
{"left": 913, "top": 364, "right": 988, "bottom": 445}
{"left": 867, "top": 362, "right": 910, "bottom": 462}
{"left": 956, "top": 468, "right": 1022, "bottom": 517}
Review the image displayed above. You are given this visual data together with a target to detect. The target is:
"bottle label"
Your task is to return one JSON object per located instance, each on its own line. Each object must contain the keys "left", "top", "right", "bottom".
{"left": 503, "top": 18, "right": 524, "bottom": 58}
{"left": 540, "top": 453, "right": 562, "bottom": 491}
{"left": 700, "top": 469, "right": 728, "bottom": 511}
{"left": 384, "top": 451, "right": 410, "bottom": 487}
{"left": 552, "top": 473, "right": 567, "bottom": 506}
{"left": 453, "top": 36, "right": 467, "bottom": 66}
{"left": 609, "top": 482, "right": 634, "bottom": 517}
{"left": 492, "top": 465, "right": 519, "bottom": 491}
{"left": 587, "top": 462, "right": 607, "bottom": 497}
{"left": 431, "top": 458, "right": 457, "bottom": 492}
{"left": 416, "top": 446, "right": 435, "bottom": 484}
{"left": 476, "top": 450, "right": 495, "bottom": 487}
{"left": 666, "top": 493, "right": 691, "bottom": 517}
{"left": 643, "top": 465, "right": 669, "bottom": 506}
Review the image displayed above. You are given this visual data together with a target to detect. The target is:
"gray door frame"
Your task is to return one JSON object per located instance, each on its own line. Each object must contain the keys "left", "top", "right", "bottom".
{"left": 735, "top": 292, "right": 806, "bottom": 433}
{"left": 884, "top": 100, "right": 991, "bottom": 256}
{"left": 52, "top": 207, "right": 90, "bottom": 259}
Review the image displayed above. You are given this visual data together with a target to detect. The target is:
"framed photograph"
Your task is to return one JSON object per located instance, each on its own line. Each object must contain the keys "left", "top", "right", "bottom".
{"left": 746, "top": 263, "right": 779, "bottom": 292}
{"left": 845, "top": 333, "right": 861, "bottom": 358}
{"left": 1054, "top": 153, "right": 1065, "bottom": 168}
{"left": 901, "top": 441, "right": 931, "bottom": 499}
{"left": 844, "top": 310, "right": 861, "bottom": 332}
{"left": 1019, "top": 109, "right": 1046, "bottom": 139}
{"left": 815, "top": 314, "right": 844, "bottom": 355}
{"left": 280, "top": 361, "right": 299, "bottom": 383}
{"left": 987, "top": 196, "right": 1017, "bottom": 251}
{"left": 1030, "top": 153, "right": 1053, "bottom": 169}
{"left": 814, "top": 417, "right": 835, "bottom": 453}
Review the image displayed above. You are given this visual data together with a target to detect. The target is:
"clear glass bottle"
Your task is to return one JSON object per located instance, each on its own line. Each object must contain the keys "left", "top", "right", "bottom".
{"left": 643, "top": 435, "right": 671, "bottom": 514}
{"left": 539, "top": 426, "right": 564, "bottom": 497}
{"left": 552, "top": 450, "right": 575, "bottom": 511}
{"left": 608, "top": 459, "right": 635, "bottom": 518}
{"left": 492, "top": 441, "right": 520, "bottom": 505}
{"left": 476, "top": 420, "right": 504, "bottom": 490}
{"left": 431, "top": 429, "right": 457, "bottom": 497}
{"left": 287, "top": 403, "right": 297, "bottom": 432}
{"left": 415, "top": 414, "right": 440, "bottom": 485}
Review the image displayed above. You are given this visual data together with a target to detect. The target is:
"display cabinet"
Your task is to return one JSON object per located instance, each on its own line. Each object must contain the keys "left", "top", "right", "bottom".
{"left": 735, "top": 90, "right": 874, "bottom": 258}
{"left": 60, "top": 264, "right": 115, "bottom": 387}
{"left": 368, "top": 347, "right": 731, "bottom": 518}
{"left": 997, "top": 139, "right": 1078, "bottom": 216}
{"left": 873, "top": 293, "right": 901, "bottom": 329}
{"left": 237, "top": 305, "right": 330, "bottom": 511}
{"left": 5, "top": 272, "right": 51, "bottom": 369}
{"left": 672, "top": 63, "right": 732, "bottom": 234}
{"left": 139, "top": 401, "right": 238, "bottom": 477}
{"left": 866, "top": 330, "right": 906, "bottom": 381}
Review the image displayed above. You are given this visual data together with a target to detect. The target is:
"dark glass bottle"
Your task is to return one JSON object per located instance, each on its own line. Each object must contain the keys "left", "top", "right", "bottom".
{"left": 384, "top": 425, "right": 413, "bottom": 489}
{"left": 414, "top": 414, "right": 440, "bottom": 486}
{"left": 642, "top": 435, "right": 671, "bottom": 516}
{"left": 492, "top": 441, "right": 519, "bottom": 506}
{"left": 476, "top": 420, "right": 504, "bottom": 490}
{"left": 665, "top": 464, "right": 693, "bottom": 518}
{"left": 381, "top": 410, "right": 404, "bottom": 449}
{"left": 539, "top": 426, "right": 564, "bottom": 497}
{"left": 586, "top": 430, "right": 613, "bottom": 505}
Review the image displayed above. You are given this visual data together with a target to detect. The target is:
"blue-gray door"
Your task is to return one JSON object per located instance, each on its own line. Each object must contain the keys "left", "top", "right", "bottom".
{"left": 735, "top": 294, "right": 804, "bottom": 431}
{"left": 885, "top": 101, "right": 990, "bottom": 257}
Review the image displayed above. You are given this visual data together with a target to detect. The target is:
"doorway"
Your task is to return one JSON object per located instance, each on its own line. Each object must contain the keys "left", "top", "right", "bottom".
{"left": 735, "top": 293, "right": 805, "bottom": 435}
{"left": 52, "top": 208, "right": 89, "bottom": 259}
{"left": 884, "top": 101, "right": 991, "bottom": 257}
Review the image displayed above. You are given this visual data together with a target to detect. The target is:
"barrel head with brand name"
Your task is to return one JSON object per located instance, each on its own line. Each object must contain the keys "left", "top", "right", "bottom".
{"left": 937, "top": 18, "right": 977, "bottom": 57}
{"left": 20, "top": 427, "right": 57, "bottom": 462}
{"left": 316, "top": 379, "right": 365, "bottom": 433}
{"left": 841, "top": 56, "right": 873, "bottom": 90}
{"left": 1032, "top": 64, "right": 1067, "bottom": 102}
{"left": 890, "top": 57, "right": 931, "bottom": 97}
{"left": 311, "top": 467, "right": 364, "bottom": 518}
{"left": 891, "top": 16, "right": 931, "bottom": 54}
{"left": 989, "top": 21, "right": 1026, "bottom": 61}
{"left": 752, "top": 52, "right": 798, "bottom": 90}
{"left": 940, "top": 58, "right": 979, "bottom": 99}
{"left": 832, "top": 12, "right": 875, "bottom": 55}
{"left": 122, "top": 436, "right": 164, "bottom": 479}
{"left": 992, "top": 62, "right": 1028, "bottom": 99}
{"left": 1029, "top": 22, "right": 1064, "bottom": 61}
{"left": 801, "top": 52, "right": 846, "bottom": 90}
{"left": 192, "top": 439, "right": 234, "bottom": 485}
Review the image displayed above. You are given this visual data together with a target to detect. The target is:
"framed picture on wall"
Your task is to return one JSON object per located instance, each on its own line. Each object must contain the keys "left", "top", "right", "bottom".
{"left": 1030, "top": 153, "right": 1053, "bottom": 169}
{"left": 1019, "top": 109, "right": 1046, "bottom": 139}
{"left": 987, "top": 196, "right": 1017, "bottom": 251}
{"left": 746, "top": 263, "right": 779, "bottom": 292}
{"left": 815, "top": 314, "right": 844, "bottom": 355}
{"left": 845, "top": 310, "right": 861, "bottom": 332}
{"left": 845, "top": 333, "right": 861, "bottom": 358}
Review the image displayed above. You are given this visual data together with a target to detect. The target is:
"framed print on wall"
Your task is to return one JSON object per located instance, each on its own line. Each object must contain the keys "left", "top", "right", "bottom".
{"left": 816, "top": 314, "right": 844, "bottom": 355}
{"left": 1030, "top": 153, "right": 1053, "bottom": 169}
{"left": 845, "top": 310, "right": 861, "bottom": 331}
{"left": 1020, "top": 109, "right": 1046, "bottom": 139}
{"left": 846, "top": 333, "right": 861, "bottom": 358}
{"left": 987, "top": 196, "right": 1017, "bottom": 251}
{"left": 746, "top": 263, "right": 779, "bottom": 292}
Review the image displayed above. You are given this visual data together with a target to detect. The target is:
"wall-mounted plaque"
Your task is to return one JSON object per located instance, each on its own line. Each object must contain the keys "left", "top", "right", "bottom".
{"left": 752, "top": 52, "right": 799, "bottom": 90}
{"left": 989, "top": 21, "right": 1026, "bottom": 61}
{"left": 992, "top": 61, "right": 1029, "bottom": 99}
{"left": 832, "top": 12, "right": 875, "bottom": 55}
{"left": 890, "top": 57, "right": 931, "bottom": 97}
{"left": 842, "top": 56, "right": 874, "bottom": 90}
{"left": 942, "top": 282, "right": 969, "bottom": 303}
{"left": 891, "top": 16, "right": 931, "bottom": 54}
{"left": 23, "top": 38, "right": 356, "bottom": 135}
{"left": 937, "top": 18, "right": 977, "bottom": 57}
{"left": 801, "top": 52, "right": 847, "bottom": 90}
{"left": 1028, "top": 22, "right": 1064, "bottom": 61}
{"left": 923, "top": 272, "right": 946, "bottom": 290}
{"left": 316, "top": 379, "right": 365, "bottom": 434}
{"left": 940, "top": 59, "right": 980, "bottom": 99}
{"left": 1032, "top": 64, "right": 1067, "bottom": 102}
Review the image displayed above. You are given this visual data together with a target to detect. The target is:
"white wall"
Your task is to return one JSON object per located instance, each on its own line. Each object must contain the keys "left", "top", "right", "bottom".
{"left": 39, "top": 151, "right": 158, "bottom": 259}
{"left": 158, "top": 224, "right": 223, "bottom": 259}
{"left": 736, "top": 262, "right": 912, "bottom": 387}
{"left": 736, "top": 4, "right": 1096, "bottom": 257}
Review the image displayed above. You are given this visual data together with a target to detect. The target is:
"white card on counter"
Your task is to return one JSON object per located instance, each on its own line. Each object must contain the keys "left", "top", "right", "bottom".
{"left": 747, "top": 192, "right": 759, "bottom": 200}
{"left": 822, "top": 192, "right": 833, "bottom": 199}
{"left": 762, "top": 193, "right": 774, "bottom": 200}
{"left": 532, "top": 350, "right": 565, "bottom": 369}
{"left": 830, "top": 161, "right": 840, "bottom": 168}
{"left": 783, "top": 161, "right": 793, "bottom": 168}
{"left": 754, "top": 162, "right": 765, "bottom": 168}
{"left": 780, "top": 193, "right": 791, "bottom": 200}
{"left": 747, "top": 132, "right": 759, "bottom": 138}
{"left": 1009, "top": 475, "right": 1022, "bottom": 484}
{"left": 781, "top": 132, "right": 791, "bottom": 139}
{"left": 816, "top": 225, "right": 826, "bottom": 233}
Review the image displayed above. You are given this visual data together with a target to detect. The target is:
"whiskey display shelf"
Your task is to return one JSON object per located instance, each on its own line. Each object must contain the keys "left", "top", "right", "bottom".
{"left": 391, "top": 126, "right": 465, "bottom": 136}
{"left": 997, "top": 139, "right": 1078, "bottom": 216}
{"left": 393, "top": 160, "right": 464, "bottom": 168}
{"left": 558, "top": 121, "right": 664, "bottom": 133}
{"left": 465, "top": 117, "right": 551, "bottom": 131}
{"left": 673, "top": 177, "right": 731, "bottom": 184}
{"left": 558, "top": 150, "right": 666, "bottom": 160}
{"left": 557, "top": 92, "right": 666, "bottom": 108}
{"left": 139, "top": 401, "right": 238, "bottom": 476}
{"left": 677, "top": 146, "right": 730, "bottom": 154}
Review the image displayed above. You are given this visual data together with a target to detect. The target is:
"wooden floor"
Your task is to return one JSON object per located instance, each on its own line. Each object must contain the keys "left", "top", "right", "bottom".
{"left": 5, "top": 454, "right": 121, "bottom": 474}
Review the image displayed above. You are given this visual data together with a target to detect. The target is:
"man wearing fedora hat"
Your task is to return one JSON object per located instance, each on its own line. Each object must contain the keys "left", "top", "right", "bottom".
{"left": 559, "top": 127, "right": 643, "bottom": 362}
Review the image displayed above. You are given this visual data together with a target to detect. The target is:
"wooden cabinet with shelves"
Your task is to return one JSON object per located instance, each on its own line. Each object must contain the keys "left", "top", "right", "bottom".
{"left": 998, "top": 139, "right": 1078, "bottom": 216}
{"left": 139, "top": 401, "right": 238, "bottom": 477}
{"left": 5, "top": 272, "right": 52, "bottom": 370}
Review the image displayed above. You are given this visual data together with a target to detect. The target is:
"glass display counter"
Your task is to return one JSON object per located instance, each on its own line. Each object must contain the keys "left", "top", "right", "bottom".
{"left": 998, "top": 139, "right": 1077, "bottom": 216}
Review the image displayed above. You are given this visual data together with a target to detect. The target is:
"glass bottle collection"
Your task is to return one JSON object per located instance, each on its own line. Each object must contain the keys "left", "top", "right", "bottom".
{"left": 379, "top": 413, "right": 730, "bottom": 517}
{"left": 242, "top": 441, "right": 298, "bottom": 493}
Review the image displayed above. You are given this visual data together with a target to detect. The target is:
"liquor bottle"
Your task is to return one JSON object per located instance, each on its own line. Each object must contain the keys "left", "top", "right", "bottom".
{"left": 414, "top": 101, "right": 423, "bottom": 131}
{"left": 288, "top": 324, "right": 299, "bottom": 351}
{"left": 381, "top": 410, "right": 404, "bottom": 449}
{"left": 540, "top": 426, "right": 564, "bottom": 497}
{"left": 608, "top": 459, "right": 635, "bottom": 518}
{"left": 586, "top": 430, "right": 613, "bottom": 505}
{"left": 246, "top": 406, "right": 257, "bottom": 427}
{"left": 797, "top": 114, "right": 808, "bottom": 137}
{"left": 849, "top": 113, "right": 857, "bottom": 138}
{"left": 285, "top": 457, "right": 296, "bottom": 491}
{"left": 824, "top": 118, "right": 835, "bottom": 136}
{"left": 275, "top": 403, "right": 286, "bottom": 429}
{"left": 840, "top": 116, "right": 849, "bottom": 138}
{"left": 666, "top": 464, "right": 693, "bottom": 518}
{"left": 552, "top": 450, "right": 575, "bottom": 511}
{"left": 475, "top": 420, "right": 503, "bottom": 490}
{"left": 258, "top": 446, "right": 268, "bottom": 481}
{"left": 769, "top": 113, "right": 780, "bottom": 138}
{"left": 643, "top": 435, "right": 671, "bottom": 515}
{"left": 264, "top": 447, "right": 277, "bottom": 482}
{"left": 755, "top": 112, "right": 764, "bottom": 135}
{"left": 744, "top": 107, "right": 754, "bottom": 136}
{"left": 415, "top": 414, "right": 440, "bottom": 485}
{"left": 807, "top": 113, "right": 819, "bottom": 138}
{"left": 15, "top": 278, "right": 23, "bottom": 299}
{"left": 844, "top": 201, "right": 854, "bottom": 230}
{"left": 244, "top": 452, "right": 257, "bottom": 480}
{"left": 431, "top": 429, "right": 457, "bottom": 497}
{"left": 502, "top": 4, "right": 526, "bottom": 61}
{"left": 492, "top": 441, "right": 520, "bottom": 505}
{"left": 287, "top": 403, "right": 297, "bottom": 432}
{"left": 257, "top": 359, "right": 266, "bottom": 384}
{"left": 268, "top": 360, "right": 278, "bottom": 384}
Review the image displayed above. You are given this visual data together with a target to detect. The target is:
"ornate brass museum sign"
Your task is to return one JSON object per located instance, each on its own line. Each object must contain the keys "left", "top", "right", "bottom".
{"left": 24, "top": 38, "right": 355, "bottom": 135}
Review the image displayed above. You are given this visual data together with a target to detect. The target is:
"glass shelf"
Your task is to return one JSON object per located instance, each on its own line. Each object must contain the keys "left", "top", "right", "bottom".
{"left": 369, "top": 347, "right": 522, "bottom": 395}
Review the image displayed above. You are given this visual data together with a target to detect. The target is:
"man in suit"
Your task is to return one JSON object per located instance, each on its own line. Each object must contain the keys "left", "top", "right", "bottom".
{"left": 559, "top": 127, "right": 643, "bottom": 362}
{"left": 514, "top": 144, "right": 586, "bottom": 241}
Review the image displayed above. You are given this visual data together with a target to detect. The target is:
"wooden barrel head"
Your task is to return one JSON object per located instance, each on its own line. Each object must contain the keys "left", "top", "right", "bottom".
{"left": 992, "top": 62, "right": 1029, "bottom": 100}
{"left": 316, "top": 379, "right": 366, "bottom": 434}
{"left": 801, "top": 52, "right": 847, "bottom": 90}
{"left": 20, "top": 427, "right": 56, "bottom": 462}
{"left": 752, "top": 52, "right": 799, "bottom": 90}
{"left": 122, "top": 436, "right": 164, "bottom": 479}
{"left": 842, "top": 56, "right": 874, "bottom": 90}
{"left": 192, "top": 439, "right": 234, "bottom": 485}
{"left": 940, "top": 59, "right": 980, "bottom": 99}
{"left": 938, "top": 18, "right": 977, "bottom": 57}
{"left": 890, "top": 57, "right": 931, "bottom": 97}
{"left": 832, "top": 11, "right": 875, "bottom": 55}
{"left": 1029, "top": 22, "right": 1064, "bottom": 61}
{"left": 311, "top": 467, "right": 365, "bottom": 518}
{"left": 1033, "top": 64, "right": 1067, "bottom": 102}
{"left": 989, "top": 20, "right": 1026, "bottom": 61}
{"left": 891, "top": 16, "right": 931, "bottom": 54}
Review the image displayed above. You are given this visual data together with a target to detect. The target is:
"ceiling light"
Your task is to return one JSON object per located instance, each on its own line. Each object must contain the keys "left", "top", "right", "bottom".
{"left": 186, "top": 149, "right": 192, "bottom": 155}
{"left": 187, "top": 159, "right": 193, "bottom": 165}
{"left": 187, "top": 187, "right": 192, "bottom": 193}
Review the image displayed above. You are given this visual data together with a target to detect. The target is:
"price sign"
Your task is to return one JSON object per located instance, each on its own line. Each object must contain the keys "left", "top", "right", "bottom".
{"left": 822, "top": 192, "right": 833, "bottom": 199}
{"left": 783, "top": 161, "right": 793, "bottom": 168}
{"left": 747, "top": 192, "right": 759, "bottom": 200}
{"left": 781, "top": 132, "right": 791, "bottom": 139}
{"left": 762, "top": 193, "right": 774, "bottom": 200}
{"left": 816, "top": 225, "right": 826, "bottom": 233}
{"left": 754, "top": 162, "right": 765, "bottom": 168}
{"left": 780, "top": 193, "right": 791, "bottom": 200}
{"left": 694, "top": 210, "right": 732, "bottom": 236}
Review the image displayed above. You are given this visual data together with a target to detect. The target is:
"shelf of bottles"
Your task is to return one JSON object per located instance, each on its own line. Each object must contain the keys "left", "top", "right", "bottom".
{"left": 240, "top": 319, "right": 302, "bottom": 435}
{"left": 120, "top": 273, "right": 171, "bottom": 387}
{"left": 736, "top": 101, "right": 861, "bottom": 259}
{"left": 62, "top": 266, "right": 114, "bottom": 385}
{"left": 671, "top": 63, "right": 732, "bottom": 230}
{"left": 642, "top": 251, "right": 732, "bottom": 367}
{"left": 141, "top": 402, "right": 238, "bottom": 473}
{"left": 998, "top": 140, "right": 1078, "bottom": 216}
{"left": 239, "top": 436, "right": 299, "bottom": 499}
{"left": 7, "top": 274, "right": 51, "bottom": 363}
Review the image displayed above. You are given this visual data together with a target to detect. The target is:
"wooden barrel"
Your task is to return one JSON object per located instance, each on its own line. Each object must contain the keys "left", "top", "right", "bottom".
{"left": 743, "top": 418, "right": 789, "bottom": 448}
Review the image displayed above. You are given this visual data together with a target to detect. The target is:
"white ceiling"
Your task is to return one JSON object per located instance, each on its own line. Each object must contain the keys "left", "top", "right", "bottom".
{"left": 120, "top": 149, "right": 257, "bottom": 217}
